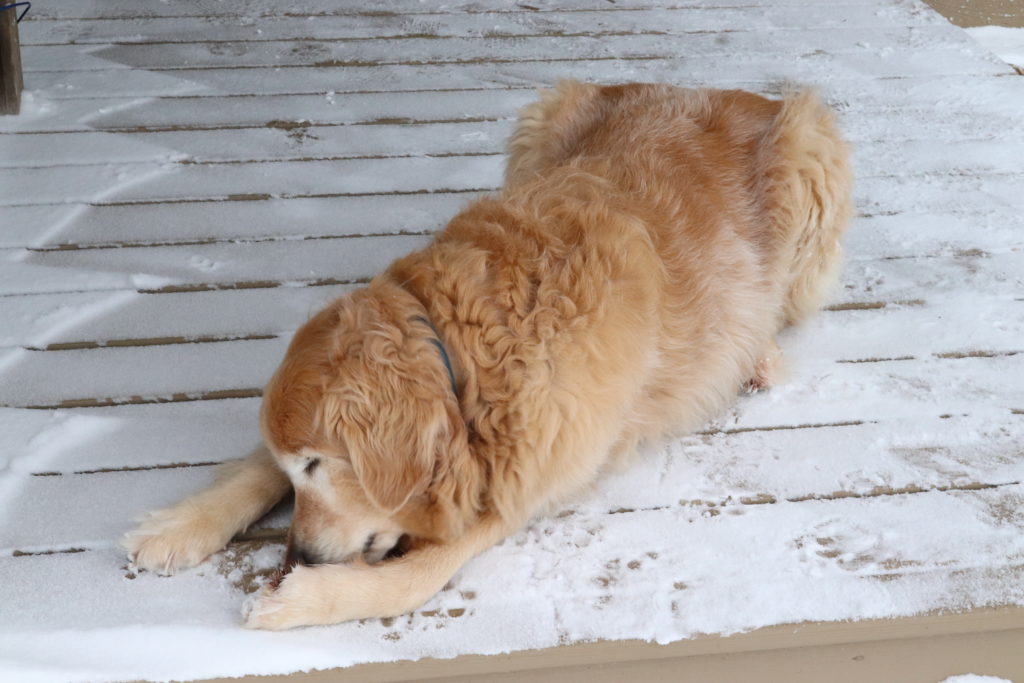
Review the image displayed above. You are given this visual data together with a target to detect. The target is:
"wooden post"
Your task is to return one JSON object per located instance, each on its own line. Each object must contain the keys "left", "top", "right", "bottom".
{"left": 1, "top": 5, "right": 24, "bottom": 115}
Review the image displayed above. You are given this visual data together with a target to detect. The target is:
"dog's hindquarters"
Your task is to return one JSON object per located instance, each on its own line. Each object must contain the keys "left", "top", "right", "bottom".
{"left": 757, "top": 91, "right": 853, "bottom": 325}
{"left": 508, "top": 82, "right": 852, "bottom": 326}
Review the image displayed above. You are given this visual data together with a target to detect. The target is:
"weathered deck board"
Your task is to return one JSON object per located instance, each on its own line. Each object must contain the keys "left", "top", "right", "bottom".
{"left": 17, "top": 51, "right": 1013, "bottom": 102}
{"left": 0, "top": 121, "right": 510, "bottom": 168}
{"left": 2, "top": 231, "right": 1020, "bottom": 299}
{"left": 24, "top": 26, "right": 982, "bottom": 73}
{"left": 0, "top": 154, "right": 503, "bottom": 205}
{"left": 19, "top": 5, "right": 948, "bottom": 46}
{"left": 0, "top": 285, "right": 354, "bottom": 348}
{"left": 0, "top": 278, "right": 1018, "bottom": 355}
{"left": 0, "top": 194, "right": 467, "bottom": 248}
{"left": 4, "top": 77, "right": 1021, "bottom": 140}
{"left": 6, "top": 125, "right": 1024, "bottom": 175}
{"left": 14, "top": 0, "right": 963, "bottom": 20}
{"left": 1, "top": 191, "right": 1021, "bottom": 263}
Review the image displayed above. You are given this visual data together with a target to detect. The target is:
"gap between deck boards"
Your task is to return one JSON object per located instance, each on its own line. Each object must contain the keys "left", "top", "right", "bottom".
{"left": 2, "top": 115, "right": 508, "bottom": 136}
{"left": 24, "top": 229, "right": 436, "bottom": 252}
{"left": 21, "top": 54, "right": 683, "bottom": 77}
{"left": 20, "top": 28, "right": 848, "bottom": 49}
{"left": 0, "top": 276, "right": 370, "bottom": 300}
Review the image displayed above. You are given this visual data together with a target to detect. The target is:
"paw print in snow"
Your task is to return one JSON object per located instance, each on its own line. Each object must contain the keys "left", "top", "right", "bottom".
{"left": 593, "top": 551, "right": 660, "bottom": 606}
{"left": 377, "top": 586, "right": 477, "bottom": 638}
{"left": 792, "top": 520, "right": 904, "bottom": 576}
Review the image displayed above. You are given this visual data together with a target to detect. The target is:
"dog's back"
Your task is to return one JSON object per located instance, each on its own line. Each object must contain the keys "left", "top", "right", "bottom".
{"left": 499, "top": 81, "right": 852, "bottom": 453}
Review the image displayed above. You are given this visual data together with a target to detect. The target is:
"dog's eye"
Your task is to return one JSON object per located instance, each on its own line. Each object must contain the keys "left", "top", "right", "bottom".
{"left": 303, "top": 458, "right": 320, "bottom": 476}
{"left": 363, "top": 533, "right": 377, "bottom": 555}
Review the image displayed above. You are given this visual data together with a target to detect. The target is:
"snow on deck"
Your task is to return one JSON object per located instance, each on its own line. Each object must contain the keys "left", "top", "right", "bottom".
{"left": 1, "top": 1, "right": 1023, "bottom": 681}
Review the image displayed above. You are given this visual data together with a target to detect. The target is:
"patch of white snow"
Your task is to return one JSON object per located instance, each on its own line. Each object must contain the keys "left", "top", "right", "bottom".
{"left": 966, "top": 26, "right": 1024, "bottom": 69}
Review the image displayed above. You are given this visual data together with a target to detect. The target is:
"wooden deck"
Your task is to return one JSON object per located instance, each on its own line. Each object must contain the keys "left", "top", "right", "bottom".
{"left": 1, "top": 1, "right": 1023, "bottom": 681}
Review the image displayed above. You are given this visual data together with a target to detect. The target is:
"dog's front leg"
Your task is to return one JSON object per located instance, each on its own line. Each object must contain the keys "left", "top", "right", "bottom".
{"left": 244, "top": 516, "right": 512, "bottom": 630}
{"left": 123, "top": 444, "right": 290, "bottom": 574}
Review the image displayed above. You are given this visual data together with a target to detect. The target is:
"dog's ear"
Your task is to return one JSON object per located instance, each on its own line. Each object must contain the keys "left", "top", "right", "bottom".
{"left": 323, "top": 314, "right": 456, "bottom": 515}
{"left": 343, "top": 395, "right": 447, "bottom": 514}
{"left": 316, "top": 281, "right": 479, "bottom": 521}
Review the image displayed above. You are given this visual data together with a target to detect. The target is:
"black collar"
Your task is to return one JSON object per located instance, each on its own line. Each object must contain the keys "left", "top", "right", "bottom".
{"left": 410, "top": 315, "right": 458, "bottom": 398}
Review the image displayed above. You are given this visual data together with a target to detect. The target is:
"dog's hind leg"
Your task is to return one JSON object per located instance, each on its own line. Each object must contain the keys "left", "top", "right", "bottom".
{"left": 123, "top": 444, "right": 290, "bottom": 574}
{"left": 244, "top": 515, "right": 515, "bottom": 629}
{"left": 746, "top": 338, "right": 785, "bottom": 393}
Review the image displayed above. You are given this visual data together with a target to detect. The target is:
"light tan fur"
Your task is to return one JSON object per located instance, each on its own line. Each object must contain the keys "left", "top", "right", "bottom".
{"left": 124, "top": 81, "right": 852, "bottom": 629}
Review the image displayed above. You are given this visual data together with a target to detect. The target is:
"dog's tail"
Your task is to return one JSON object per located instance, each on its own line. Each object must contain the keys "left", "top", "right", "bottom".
{"left": 759, "top": 90, "right": 853, "bottom": 325}
{"left": 505, "top": 80, "right": 603, "bottom": 187}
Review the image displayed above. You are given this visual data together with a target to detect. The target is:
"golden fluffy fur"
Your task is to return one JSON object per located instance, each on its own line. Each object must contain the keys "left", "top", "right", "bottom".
{"left": 124, "top": 81, "right": 852, "bottom": 629}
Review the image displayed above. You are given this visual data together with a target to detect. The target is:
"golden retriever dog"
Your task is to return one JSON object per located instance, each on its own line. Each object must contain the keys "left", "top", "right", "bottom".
{"left": 123, "top": 81, "right": 851, "bottom": 630}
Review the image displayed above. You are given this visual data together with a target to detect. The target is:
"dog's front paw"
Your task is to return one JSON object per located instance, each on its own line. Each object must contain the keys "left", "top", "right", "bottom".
{"left": 243, "top": 589, "right": 299, "bottom": 631}
{"left": 243, "top": 563, "right": 386, "bottom": 630}
{"left": 123, "top": 506, "right": 231, "bottom": 574}
{"left": 243, "top": 565, "right": 327, "bottom": 630}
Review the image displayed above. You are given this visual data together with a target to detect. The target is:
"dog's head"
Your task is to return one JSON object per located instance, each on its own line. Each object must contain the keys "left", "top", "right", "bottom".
{"left": 260, "top": 277, "right": 480, "bottom": 566}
